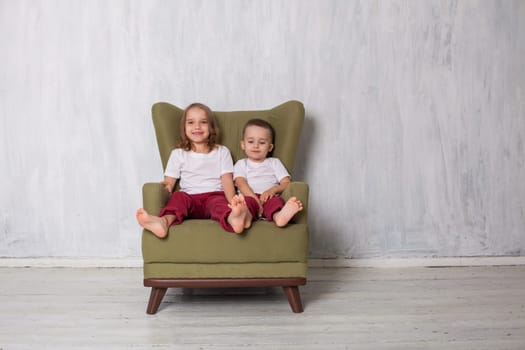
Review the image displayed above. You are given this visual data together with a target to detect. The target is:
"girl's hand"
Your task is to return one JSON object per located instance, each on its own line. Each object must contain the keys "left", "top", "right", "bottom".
{"left": 160, "top": 181, "right": 173, "bottom": 193}
{"left": 256, "top": 198, "right": 264, "bottom": 216}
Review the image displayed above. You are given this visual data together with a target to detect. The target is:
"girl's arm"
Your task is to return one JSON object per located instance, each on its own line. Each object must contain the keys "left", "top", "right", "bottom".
{"left": 221, "top": 172, "right": 236, "bottom": 203}
{"left": 235, "top": 177, "right": 262, "bottom": 213}
{"left": 160, "top": 176, "right": 177, "bottom": 193}
{"left": 260, "top": 176, "right": 291, "bottom": 202}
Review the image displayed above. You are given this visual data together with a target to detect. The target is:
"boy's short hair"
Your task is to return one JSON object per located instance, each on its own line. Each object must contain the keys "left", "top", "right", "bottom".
{"left": 242, "top": 118, "right": 275, "bottom": 144}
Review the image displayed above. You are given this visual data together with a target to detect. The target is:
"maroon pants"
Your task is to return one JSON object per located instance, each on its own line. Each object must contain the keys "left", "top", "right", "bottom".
{"left": 244, "top": 195, "right": 284, "bottom": 222}
{"left": 159, "top": 191, "right": 234, "bottom": 232}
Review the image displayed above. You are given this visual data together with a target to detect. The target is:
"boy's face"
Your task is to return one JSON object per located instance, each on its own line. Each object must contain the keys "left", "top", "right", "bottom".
{"left": 241, "top": 125, "right": 274, "bottom": 162}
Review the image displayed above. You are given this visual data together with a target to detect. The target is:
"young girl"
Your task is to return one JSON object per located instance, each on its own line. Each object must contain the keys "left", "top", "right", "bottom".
{"left": 234, "top": 118, "right": 303, "bottom": 227}
{"left": 136, "top": 103, "right": 252, "bottom": 238}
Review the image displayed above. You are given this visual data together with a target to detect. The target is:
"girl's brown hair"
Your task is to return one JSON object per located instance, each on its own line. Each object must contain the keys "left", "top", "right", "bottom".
{"left": 178, "top": 103, "right": 220, "bottom": 151}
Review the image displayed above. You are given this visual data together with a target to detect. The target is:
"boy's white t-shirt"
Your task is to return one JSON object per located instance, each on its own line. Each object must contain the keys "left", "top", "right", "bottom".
{"left": 233, "top": 157, "right": 290, "bottom": 194}
{"left": 164, "top": 145, "right": 234, "bottom": 194}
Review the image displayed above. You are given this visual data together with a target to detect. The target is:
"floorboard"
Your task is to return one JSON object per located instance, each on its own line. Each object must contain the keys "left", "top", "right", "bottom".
{"left": 0, "top": 266, "right": 524, "bottom": 349}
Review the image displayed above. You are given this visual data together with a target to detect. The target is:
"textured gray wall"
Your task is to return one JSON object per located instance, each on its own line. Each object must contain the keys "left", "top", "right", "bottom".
{"left": 1, "top": 0, "right": 524, "bottom": 258}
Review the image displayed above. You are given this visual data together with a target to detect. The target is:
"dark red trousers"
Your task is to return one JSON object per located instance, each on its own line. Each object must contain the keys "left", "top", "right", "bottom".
{"left": 244, "top": 195, "right": 284, "bottom": 222}
{"left": 159, "top": 191, "right": 234, "bottom": 232}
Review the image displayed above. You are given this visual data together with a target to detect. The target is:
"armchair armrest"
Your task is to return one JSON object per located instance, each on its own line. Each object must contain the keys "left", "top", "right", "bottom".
{"left": 281, "top": 181, "right": 309, "bottom": 224}
{"left": 142, "top": 182, "right": 170, "bottom": 215}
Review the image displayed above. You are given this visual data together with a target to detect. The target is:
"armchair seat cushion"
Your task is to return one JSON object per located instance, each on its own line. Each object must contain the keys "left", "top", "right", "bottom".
{"left": 142, "top": 221, "right": 308, "bottom": 264}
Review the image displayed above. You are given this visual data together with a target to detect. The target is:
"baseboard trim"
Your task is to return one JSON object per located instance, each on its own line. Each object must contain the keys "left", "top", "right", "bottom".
{"left": 0, "top": 256, "right": 524, "bottom": 268}
{"left": 308, "top": 256, "right": 525, "bottom": 268}
{"left": 0, "top": 257, "right": 143, "bottom": 268}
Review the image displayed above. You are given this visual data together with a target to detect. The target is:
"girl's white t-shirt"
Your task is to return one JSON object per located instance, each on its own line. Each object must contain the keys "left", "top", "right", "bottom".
{"left": 164, "top": 145, "right": 234, "bottom": 194}
{"left": 233, "top": 158, "right": 290, "bottom": 194}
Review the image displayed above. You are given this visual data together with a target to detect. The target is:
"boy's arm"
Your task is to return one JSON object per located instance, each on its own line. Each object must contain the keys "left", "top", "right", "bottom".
{"left": 260, "top": 176, "right": 291, "bottom": 202}
{"left": 221, "top": 172, "right": 236, "bottom": 202}
{"left": 160, "top": 176, "right": 177, "bottom": 193}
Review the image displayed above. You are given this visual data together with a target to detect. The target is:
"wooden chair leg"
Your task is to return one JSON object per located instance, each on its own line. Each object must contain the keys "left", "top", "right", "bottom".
{"left": 146, "top": 287, "right": 167, "bottom": 314}
{"left": 283, "top": 286, "right": 304, "bottom": 313}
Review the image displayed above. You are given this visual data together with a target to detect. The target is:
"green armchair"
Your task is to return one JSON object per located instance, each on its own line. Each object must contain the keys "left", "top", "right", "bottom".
{"left": 141, "top": 100, "right": 309, "bottom": 313}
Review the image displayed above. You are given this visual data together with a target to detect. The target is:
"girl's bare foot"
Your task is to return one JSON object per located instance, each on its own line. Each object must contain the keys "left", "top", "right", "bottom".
{"left": 136, "top": 208, "right": 169, "bottom": 238}
{"left": 273, "top": 197, "right": 303, "bottom": 227}
{"left": 227, "top": 195, "right": 252, "bottom": 233}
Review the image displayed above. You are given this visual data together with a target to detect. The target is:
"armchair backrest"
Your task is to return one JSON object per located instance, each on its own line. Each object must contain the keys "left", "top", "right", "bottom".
{"left": 151, "top": 101, "right": 305, "bottom": 176}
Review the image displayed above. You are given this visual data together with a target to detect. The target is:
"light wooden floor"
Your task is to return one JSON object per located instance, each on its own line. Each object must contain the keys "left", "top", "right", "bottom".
{"left": 1, "top": 266, "right": 524, "bottom": 349}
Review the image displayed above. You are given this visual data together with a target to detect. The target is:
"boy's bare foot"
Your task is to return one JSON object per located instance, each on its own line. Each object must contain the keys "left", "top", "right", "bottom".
{"left": 227, "top": 195, "right": 252, "bottom": 233}
{"left": 273, "top": 197, "right": 303, "bottom": 227}
{"left": 136, "top": 208, "right": 169, "bottom": 238}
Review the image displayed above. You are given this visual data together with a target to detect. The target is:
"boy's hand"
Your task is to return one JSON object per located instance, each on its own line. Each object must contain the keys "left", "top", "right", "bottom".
{"left": 260, "top": 189, "right": 276, "bottom": 203}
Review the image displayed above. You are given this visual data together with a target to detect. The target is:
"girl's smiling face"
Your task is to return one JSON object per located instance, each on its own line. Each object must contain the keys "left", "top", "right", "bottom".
{"left": 185, "top": 107, "right": 210, "bottom": 150}
{"left": 241, "top": 125, "right": 274, "bottom": 162}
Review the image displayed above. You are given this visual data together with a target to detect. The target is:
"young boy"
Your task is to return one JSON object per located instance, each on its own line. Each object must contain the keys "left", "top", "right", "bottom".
{"left": 234, "top": 118, "right": 303, "bottom": 227}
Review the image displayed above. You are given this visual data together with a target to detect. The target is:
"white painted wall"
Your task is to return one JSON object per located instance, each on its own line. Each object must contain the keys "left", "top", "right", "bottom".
{"left": 1, "top": 0, "right": 524, "bottom": 258}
